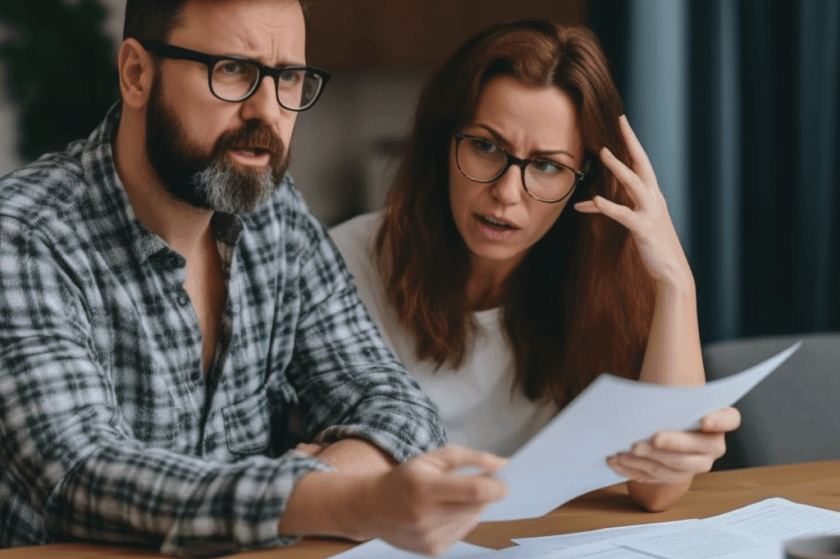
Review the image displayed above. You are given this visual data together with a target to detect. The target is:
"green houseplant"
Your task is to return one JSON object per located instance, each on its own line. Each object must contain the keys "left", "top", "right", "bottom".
{"left": 0, "top": 0, "right": 118, "bottom": 162}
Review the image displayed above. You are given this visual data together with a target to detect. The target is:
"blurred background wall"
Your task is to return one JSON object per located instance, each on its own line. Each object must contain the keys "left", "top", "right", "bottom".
{"left": 1, "top": 0, "right": 838, "bottom": 345}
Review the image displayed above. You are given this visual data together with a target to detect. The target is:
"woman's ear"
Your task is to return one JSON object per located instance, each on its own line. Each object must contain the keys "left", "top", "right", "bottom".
{"left": 118, "top": 38, "right": 155, "bottom": 110}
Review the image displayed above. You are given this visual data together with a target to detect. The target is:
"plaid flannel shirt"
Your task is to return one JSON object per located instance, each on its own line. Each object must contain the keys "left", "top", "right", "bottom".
{"left": 0, "top": 106, "right": 445, "bottom": 557}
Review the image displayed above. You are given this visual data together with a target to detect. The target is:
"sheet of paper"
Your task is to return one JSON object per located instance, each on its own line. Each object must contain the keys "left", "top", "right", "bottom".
{"left": 481, "top": 342, "right": 801, "bottom": 521}
{"left": 510, "top": 518, "right": 699, "bottom": 551}
{"left": 703, "top": 497, "right": 840, "bottom": 543}
{"left": 617, "top": 498, "right": 840, "bottom": 559}
{"left": 328, "top": 539, "right": 490, "bottom": 558}
{"left": 472, "top": 498, "right": 840, "bottom": 559}
{"left": 535, "top": 541, "right": 676, "bottom": 558}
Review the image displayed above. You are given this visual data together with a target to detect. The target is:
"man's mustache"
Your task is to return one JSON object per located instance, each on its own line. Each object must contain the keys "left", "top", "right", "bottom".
{"left": 213, "top": 122, "right": 286, "bottom": 161}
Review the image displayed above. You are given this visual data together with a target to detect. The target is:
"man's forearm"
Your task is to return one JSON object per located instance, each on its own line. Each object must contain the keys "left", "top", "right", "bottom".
{"left": 307, "top": 437, "right": 397, "bottom": 473}
{"left": 277, "top": 470, "right": 373, "bottom": 540}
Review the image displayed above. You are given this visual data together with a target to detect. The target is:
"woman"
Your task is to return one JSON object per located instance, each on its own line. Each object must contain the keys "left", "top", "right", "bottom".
{"left": 330, "top": 20, "right": 739, "bottom": 512}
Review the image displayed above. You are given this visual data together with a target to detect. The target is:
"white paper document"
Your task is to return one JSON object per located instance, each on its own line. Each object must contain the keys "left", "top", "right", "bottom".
{"left": 328, "top": 539, "right": 490, "bottom": 558}
{"left": 481, "top": 342, "right": 801, "bottom": 521}
{"left": 612, "top": 498, "right": 840, "bottom": 559}
{"left": 510, "top": 518, "right": 699, "bottom": 551}
{"left": 481, "top": 498, "right": 840, "bottom": 559}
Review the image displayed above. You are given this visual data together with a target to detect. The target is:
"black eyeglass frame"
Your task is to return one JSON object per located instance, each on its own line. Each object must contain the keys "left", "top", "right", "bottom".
{"left": 454, "top": 132, "right": 586, "bottom": 203}
{"left": 138, "top": 40, "right": 331, "bottom": 112}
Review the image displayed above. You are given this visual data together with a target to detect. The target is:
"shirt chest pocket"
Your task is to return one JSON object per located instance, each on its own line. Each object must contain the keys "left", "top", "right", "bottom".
{"left": 222, "top": 391, "right": 272, "bottom": 455}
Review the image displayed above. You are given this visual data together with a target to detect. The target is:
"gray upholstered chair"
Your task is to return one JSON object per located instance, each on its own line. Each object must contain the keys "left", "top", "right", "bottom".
{"left": 703, "top": 332, "right": 840, "bottom": 469}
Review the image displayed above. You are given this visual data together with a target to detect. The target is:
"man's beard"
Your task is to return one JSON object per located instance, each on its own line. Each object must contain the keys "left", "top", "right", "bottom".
{"left": 145, "top": 78, "right": 290, "bottom": 214}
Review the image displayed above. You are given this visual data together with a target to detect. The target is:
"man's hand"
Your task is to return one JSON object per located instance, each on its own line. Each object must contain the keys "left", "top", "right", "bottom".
{"left": 355, "top": 445, "right": 508, "bottom": 555}
{"left": 279, "top": 445, "right": 508, "bottom": 556}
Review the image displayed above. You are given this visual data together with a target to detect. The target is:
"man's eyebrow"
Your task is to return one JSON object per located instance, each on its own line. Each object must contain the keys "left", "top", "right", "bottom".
{"left": 220, "top": 52, "right": 306, "bottom": 67}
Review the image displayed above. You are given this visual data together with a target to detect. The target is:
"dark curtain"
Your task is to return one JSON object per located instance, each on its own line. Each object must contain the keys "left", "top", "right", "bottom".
{"left": 695, "top": 0, "right": 840, "bottom": 342}
{"left": 590, "top": 0, "right": 840, "bottom": 343}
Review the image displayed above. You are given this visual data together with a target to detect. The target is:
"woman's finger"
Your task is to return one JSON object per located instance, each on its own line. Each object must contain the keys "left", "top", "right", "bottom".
{"left": 646, "top": 431, "right": 727, "bottom": 457}
{"left": 575, "top": 195, "right": 638, "bottom": 231}
{"left": 700, "top": 407, "right": 742, "bottom": 433}
{"left": 629, "top": 444, "right": 719, "bottom": 474}
{"left": 618, "top": 115, "right": 658, "bottom": 187}
{"left": 600, "top": 146, "right": 646, "bottom": 207}
{"left": 608, "top": 454, "right": 689, "bottom": 483}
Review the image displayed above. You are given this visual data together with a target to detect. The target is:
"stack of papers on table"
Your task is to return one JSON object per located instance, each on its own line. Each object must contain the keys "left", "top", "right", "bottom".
{"left": 476, "top": 498, "right": 840, "bottom": 559}
{"left": 330, "top": 498, "right": 840, "bottom": 558}
{"left": 327, "top": 539, "right": 488, "bottom": 558}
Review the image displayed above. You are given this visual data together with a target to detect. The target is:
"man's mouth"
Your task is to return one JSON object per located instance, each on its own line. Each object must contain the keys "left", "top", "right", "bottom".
{"left": 231, "top": 147, "right": 271, "bottom": 157}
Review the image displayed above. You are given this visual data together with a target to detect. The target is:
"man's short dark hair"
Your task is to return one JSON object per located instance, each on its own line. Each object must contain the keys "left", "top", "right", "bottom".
{"left": 123, "top": 0, "right": 311, "bottom": 43}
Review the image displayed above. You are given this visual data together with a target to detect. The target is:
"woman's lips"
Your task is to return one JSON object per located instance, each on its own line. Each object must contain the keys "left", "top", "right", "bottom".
{"left": 475, "top": 214, "right": 520, "bottom": 239}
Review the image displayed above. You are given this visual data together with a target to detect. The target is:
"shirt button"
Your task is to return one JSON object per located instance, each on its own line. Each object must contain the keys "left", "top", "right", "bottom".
{"left": 178, "top": 294, "right": 190, "bottom": 307}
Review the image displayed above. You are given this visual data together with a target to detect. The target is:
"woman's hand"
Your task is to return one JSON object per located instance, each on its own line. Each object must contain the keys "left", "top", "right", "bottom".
{"left": 574, "top": 115, "right": 691, "bottom": 287}
{"left": 606, "top": 407, "right": 742, "bottom": 484}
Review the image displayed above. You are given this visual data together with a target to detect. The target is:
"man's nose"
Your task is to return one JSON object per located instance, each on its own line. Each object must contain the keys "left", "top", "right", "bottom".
{"left": 240, "top": 76, "right": 286, "bottom": 124}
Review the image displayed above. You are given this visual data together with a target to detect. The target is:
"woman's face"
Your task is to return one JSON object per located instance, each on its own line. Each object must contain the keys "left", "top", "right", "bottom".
{"left": 449, "top": 75, "right": 584, "bottom": 276}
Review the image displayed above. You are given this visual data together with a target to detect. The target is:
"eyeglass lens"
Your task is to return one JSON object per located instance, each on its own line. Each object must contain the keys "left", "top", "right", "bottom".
{"left": 457, "top": 136, "right": 577, "bottom": 202}
{"left": 211, "top": 59, "right": 323, "bottom": 110}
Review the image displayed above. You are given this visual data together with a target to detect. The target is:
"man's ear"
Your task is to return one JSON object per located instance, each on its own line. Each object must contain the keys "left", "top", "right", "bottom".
{"left": 118, "top": 38, "right": 155, "bottom": 110}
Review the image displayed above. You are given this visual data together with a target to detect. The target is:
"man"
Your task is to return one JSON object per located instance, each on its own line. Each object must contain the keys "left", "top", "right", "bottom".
{"left": 0, "top": 0, "right": 507, "bottom": 556}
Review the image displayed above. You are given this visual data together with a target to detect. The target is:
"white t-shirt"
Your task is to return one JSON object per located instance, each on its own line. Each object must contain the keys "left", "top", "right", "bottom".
{"left": 329, "top": 212, "right": 556, "bottom": 456}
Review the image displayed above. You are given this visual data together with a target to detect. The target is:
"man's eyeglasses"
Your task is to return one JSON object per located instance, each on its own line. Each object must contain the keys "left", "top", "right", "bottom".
{"left": 139, "top": 40, "right": 331, "bottom": 112}
{"left": 454, "top": 133, "right": 586, "bottom": 203}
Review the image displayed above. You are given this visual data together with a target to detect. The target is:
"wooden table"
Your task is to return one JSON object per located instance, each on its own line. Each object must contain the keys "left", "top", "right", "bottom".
{"left": 4, "top": 461, "right": 838, "bottom": 558}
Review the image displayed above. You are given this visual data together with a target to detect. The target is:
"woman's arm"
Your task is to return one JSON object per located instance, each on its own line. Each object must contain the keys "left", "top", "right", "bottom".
{"left": 625, "top": 275, "right": 701, "bottom": 511}
{"left": 575, "top": 116, "right": 740, "bottom": 512}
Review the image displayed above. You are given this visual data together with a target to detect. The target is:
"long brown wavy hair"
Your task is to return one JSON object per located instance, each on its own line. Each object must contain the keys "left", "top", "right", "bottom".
{"left": 376, "top": 20, "right": 656, "bottom": 408}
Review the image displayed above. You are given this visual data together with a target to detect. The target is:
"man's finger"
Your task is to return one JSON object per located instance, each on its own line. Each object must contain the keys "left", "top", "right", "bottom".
{"left": 425, "top": 445, "right": 508, "bottom": 475}
{"left": 428, "top": 475, "right": 508, "bottom": 504}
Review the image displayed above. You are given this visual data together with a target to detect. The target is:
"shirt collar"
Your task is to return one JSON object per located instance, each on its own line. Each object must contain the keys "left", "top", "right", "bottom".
{"left": 79, "top": 103, "right": 244, "bottom": 264}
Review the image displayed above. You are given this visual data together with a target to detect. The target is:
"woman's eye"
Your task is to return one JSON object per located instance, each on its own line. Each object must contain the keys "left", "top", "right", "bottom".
{"left": 470, "top": 138, "right": 499, "bottom": 153}
{"left": 532, "top": 160, "right": 565, "bottom": 175}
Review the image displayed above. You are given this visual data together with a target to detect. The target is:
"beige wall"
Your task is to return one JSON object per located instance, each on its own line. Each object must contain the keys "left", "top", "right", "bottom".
{"left": 288, "top": 69, "right": 425, "bottom": 225}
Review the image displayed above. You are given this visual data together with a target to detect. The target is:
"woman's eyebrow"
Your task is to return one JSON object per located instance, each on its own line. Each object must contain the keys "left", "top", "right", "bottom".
{"left": 470, "top": 123, "right": 576, "bottom": 160}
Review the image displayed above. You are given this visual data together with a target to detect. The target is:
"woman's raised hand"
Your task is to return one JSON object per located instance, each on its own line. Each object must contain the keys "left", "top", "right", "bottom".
{"left": 574, "top": 115, "right": 692, "bottom": 287}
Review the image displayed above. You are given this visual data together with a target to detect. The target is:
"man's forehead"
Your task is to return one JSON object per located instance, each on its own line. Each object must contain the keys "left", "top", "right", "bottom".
{"left": 172, "top": 0, "right": 305, "bottom": 63}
